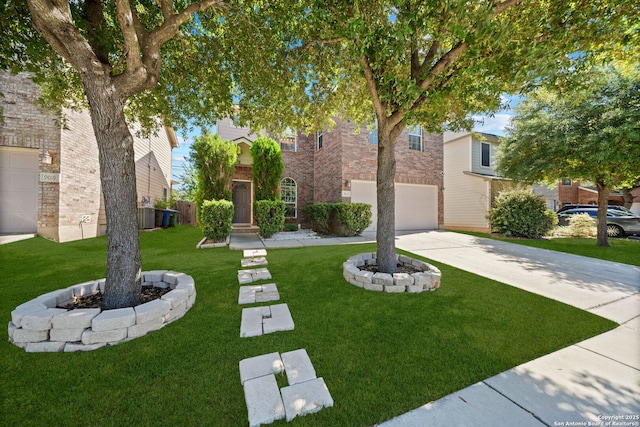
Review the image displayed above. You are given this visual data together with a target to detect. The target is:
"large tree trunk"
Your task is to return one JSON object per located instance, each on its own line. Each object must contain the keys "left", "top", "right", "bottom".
{"left": 595, "top": 182, "right": 610, "bottom": 247}
{"left": 83, "top": 77, "right": 142, "bottom": 309}
{"left": 376, "top": 129, "right": 397, "bottom": 274}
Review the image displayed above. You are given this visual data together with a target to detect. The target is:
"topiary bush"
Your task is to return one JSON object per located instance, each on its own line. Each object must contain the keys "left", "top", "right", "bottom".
{"left": 487, "top": 190, "right": 557, "bottom": 238}
{"left": 251, "top": 137, "right": 284, "bottom": 201}
{"left": 200, "top": 199, "right": 234, "bottom": 241}
{"left": 255, "top": 200, "right": 286, "bottom": 238}
{"left": 332, "top": 202, "right": 373, "bottom": 236}
{"left": 304, "top": 203, "right": 332, "bottom": 235}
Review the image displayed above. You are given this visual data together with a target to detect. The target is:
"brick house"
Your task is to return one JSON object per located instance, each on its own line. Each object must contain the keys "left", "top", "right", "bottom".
{"left": 0, "top": 72, "right": 178, "bottom": 242}
{"left": 557, "top": 179, "right": 625, "bottom": 207}
{"left": 217, "top": 117, "right": 444, "bottom": 231}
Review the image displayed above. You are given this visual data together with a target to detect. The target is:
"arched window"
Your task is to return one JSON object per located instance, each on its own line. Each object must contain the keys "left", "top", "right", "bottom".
{"left": 280, "top": 177, "right": 297, "bottom": 218}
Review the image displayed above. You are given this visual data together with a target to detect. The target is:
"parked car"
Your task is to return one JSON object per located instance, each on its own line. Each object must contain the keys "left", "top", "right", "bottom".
{"left": 557, "top": 208, "right": 640, "bottom": 238}
{"left": 557, "top": 204, "right": 634, "bottom": 215}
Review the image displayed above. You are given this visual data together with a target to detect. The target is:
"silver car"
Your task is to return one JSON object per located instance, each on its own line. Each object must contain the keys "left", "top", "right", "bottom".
{"left": 557, "top": 208, "right": 640, "bottom": 238}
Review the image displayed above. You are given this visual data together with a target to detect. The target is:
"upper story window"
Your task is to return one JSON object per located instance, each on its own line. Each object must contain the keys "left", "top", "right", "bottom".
{"left": 561, "top": 178, "right": 572, "bottom": 186}
{"left": 481, "top": 142, "right": 491, "bottom": 167}
{"left": 369, "top": 119, "right": 378, "bottom": 145}
{"left": 279, "top": 128, "right": 296, "bottom": 152}
{"left": 408, "top": 125, "right": 422, "bottom": 151}
{"left": 317, "top": 130, "right": 323, "bottom": 150}
{"left": 280, "top": 177, "right": 297, "bottom": 218}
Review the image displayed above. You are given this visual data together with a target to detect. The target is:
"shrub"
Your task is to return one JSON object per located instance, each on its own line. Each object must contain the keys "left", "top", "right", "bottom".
{"left": 191, "top": 132, "right": 239, "bottom": 219}
{"left": 567, "top": 213, "right": 596, "bottom": 237}
{"left": 305, "top": 202, "right": 372, "bottom": 236}
{"left": 255, "top": 200, "right": 285, "bottom": 238}
{"left": 487, "top": 190, "right": 557, "bottom": 238}
{"left": 304, "top": 203, "right": 332, "bottom": 235}
{"left": 283, "top": 223, "right": 299, "bottom": 232}
{"left": 251, "top": 137, "right": 284, "bottom": 201}
{"left": 332, "top": 202, "right": 372, "bottom": 236}
{"left": 200, "top": 199, "right": 234, "bottom": 241}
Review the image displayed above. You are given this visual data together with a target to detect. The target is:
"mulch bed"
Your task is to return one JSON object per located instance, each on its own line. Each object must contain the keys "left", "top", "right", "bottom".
{"left": 60, "top": 285, "right": 171, "bottom": 310}
{"left": 359, "top": 263, "right": 421, "bottom": 274}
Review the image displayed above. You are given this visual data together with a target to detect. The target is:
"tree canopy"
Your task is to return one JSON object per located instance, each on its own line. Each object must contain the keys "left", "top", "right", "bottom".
{"left": 496, "top": 64, "right": 640, "bottom": 246}
{"left": 292, "top": 0, "right": 640, "bottom": 272}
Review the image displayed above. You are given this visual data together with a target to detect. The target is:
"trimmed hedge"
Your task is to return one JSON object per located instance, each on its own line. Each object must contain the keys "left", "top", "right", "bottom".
{"left": 304, "top": 203, "right": 332, "bottom": 235}
{"left": 200, "top": 199, "right": 234, "bottom": 241}
{"left": 305, "top": 202, "right": 372, "bottom": 237}
{"left": 487, "top": 190, "right": 557, "bottom": 238}
{"left": 255, "top": 200, "right": 286, "bottom": 238}
{"left": 332, "top": 202, "right": 372, "bottom": 236}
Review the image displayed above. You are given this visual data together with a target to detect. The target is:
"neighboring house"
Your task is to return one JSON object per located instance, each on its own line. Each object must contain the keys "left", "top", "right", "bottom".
{"left": 0, "top": 72, "right": 178, "bottom": 242}
{"left": 557, "top": 179, "right": 625, "bottom": 207}
{"left": 443, "top": 131, "right": 557, "bottom": 232}
{"left": 216, "top": 117, "right": 444, "bottom": 231}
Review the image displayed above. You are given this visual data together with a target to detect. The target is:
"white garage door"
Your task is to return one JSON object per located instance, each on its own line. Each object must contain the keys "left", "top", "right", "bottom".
{"left": 0, "top": 147, "right": 39, "bottom": 233}
{"left": 351, "top": 180, "right": 438, "bottom": 231}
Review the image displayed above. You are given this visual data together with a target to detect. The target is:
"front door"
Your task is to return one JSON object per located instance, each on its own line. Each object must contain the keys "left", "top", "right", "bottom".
{"left": 232, "top": 182, "right": 251, "bottom": 223}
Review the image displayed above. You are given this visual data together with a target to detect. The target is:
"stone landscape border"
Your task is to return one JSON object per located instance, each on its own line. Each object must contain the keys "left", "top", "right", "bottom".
{"left": 343, "top": 252, "right": 441, "bottom": 293}
{"left": 8, "top": 271, "right": 196, "bottom": 352}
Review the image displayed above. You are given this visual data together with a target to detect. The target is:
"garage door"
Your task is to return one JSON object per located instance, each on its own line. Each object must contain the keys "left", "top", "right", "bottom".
{"left": 351, "top": 180, "right": 438, "bottom": 231}
{"left": 0, "top": 147, "right": 39, "bottom": 233}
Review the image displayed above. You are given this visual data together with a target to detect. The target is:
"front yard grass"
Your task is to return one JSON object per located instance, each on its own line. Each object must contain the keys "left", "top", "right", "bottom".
{"left": 1, "top": 226, "right": 616, "bottom": 426}
{"left": 451, "top": 230, "right": 640, "bottom": 267}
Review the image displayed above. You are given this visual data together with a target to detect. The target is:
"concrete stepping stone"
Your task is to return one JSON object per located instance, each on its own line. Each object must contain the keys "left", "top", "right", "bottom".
{"left": 238, "top": 284, "right": 280, "bottom": 305}
{"left": 239, "top": 352, "right": 284, "bottom": 385}
{"left": 244, "top": 249, "right": 267, "bottom": 258}
{"left": 238, "top": 268, "right": 272, "bottom": 284}
{"left": 262, "top": 303, "right": 295, "bottom": 335}
{"left": 281, "top": 349, "right": 317, "bottom": 385}
{"left": 244, "top": 374, "right": 285, "bottom": 427}
{"left": 240, "top": 304, "right": 294, "bottom": 337}
{"left": 280, "top": 377, "right": 334, "bottom": 422}
{"left": 241, "top": 257, "right": 268, "bottom": 268}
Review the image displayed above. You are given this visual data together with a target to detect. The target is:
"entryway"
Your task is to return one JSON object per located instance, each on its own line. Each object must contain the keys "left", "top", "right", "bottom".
{"left": 232, "top": 181, "right": 252, "bottom": 224}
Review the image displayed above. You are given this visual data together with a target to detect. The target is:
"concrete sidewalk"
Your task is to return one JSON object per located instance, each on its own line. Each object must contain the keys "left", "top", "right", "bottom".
{"left": 379, "top": 231, "right": 640, "bottom": 426}
{"left": 228, "top": 230, "right": 640, "bottom": 426}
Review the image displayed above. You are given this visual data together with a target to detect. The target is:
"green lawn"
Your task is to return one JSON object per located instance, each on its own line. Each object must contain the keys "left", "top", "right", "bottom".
{"left": 450, "top": 230, "right": 640, "bottom": 267}
{"left": 0, "top": 226, "right": 616, "bottom": 426}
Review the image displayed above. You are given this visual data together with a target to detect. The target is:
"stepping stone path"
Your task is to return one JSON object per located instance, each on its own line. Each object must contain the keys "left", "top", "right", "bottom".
{"left": 237, "top": 249, "right": 333, "bottom": 426}
{"left": 238, "top": 268, "right": 272, "bottom": 284}
{"left": 240, "top": 304, "right": 295, "bottom": 337}
{"left": 239, "top": 284, "right": 280, "bottom": 305}
{"left": 241, "top": 257, "right": 268, "bottom": 268}
{"left": 240, "top": 349, "right": 333, "bottom": 426}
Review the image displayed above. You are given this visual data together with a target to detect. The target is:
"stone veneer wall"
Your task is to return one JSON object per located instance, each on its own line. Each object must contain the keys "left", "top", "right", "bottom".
{"left": 8, "top": 271, "right": 196, "bottom": 352}
{"left": 343, "top": 253, "right": 441, "bottom": 293}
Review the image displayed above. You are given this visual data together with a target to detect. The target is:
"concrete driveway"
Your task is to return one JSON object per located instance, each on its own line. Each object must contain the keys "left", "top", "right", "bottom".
{"left": 378, "top": 231, "right": 640, "bottom": 427}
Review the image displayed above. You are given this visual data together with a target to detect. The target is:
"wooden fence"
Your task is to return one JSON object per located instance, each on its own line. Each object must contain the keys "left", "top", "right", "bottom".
{"left": 173, "top": 201, "right": 197, "bottom": 226}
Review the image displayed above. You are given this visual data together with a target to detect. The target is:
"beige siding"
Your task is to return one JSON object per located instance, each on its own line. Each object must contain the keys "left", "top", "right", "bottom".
{"left": 444, "top": 137, "right": 492, "bottom": 230}
{"left": 133, "top": 125, "right": 174, "bottom": 206}
{"left": 216, "top": 118, "right": 261, "bottom": 141}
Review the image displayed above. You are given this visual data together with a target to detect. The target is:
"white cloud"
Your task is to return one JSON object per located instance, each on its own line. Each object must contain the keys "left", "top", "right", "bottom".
{"left": 472, "top": 113, "right": 512, "bottom": 136}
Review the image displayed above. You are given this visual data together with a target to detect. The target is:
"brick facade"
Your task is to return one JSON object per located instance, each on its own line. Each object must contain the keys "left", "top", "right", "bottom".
{"left": 558, "top": 180, "right": 624, "bottom": 207}
{"left": 0, "top": 72, "right": 174, "bottom": 242}
{"left": 219, "top": 117, "right": 445, "bottom": 229}
{"left": 0, "top": 72, "right": 62, "bottom": 239}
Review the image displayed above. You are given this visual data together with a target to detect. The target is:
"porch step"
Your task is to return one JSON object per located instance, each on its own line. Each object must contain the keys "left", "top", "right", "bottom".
{"left": 232, "top": 225, "right": 260, "bottom": 234}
